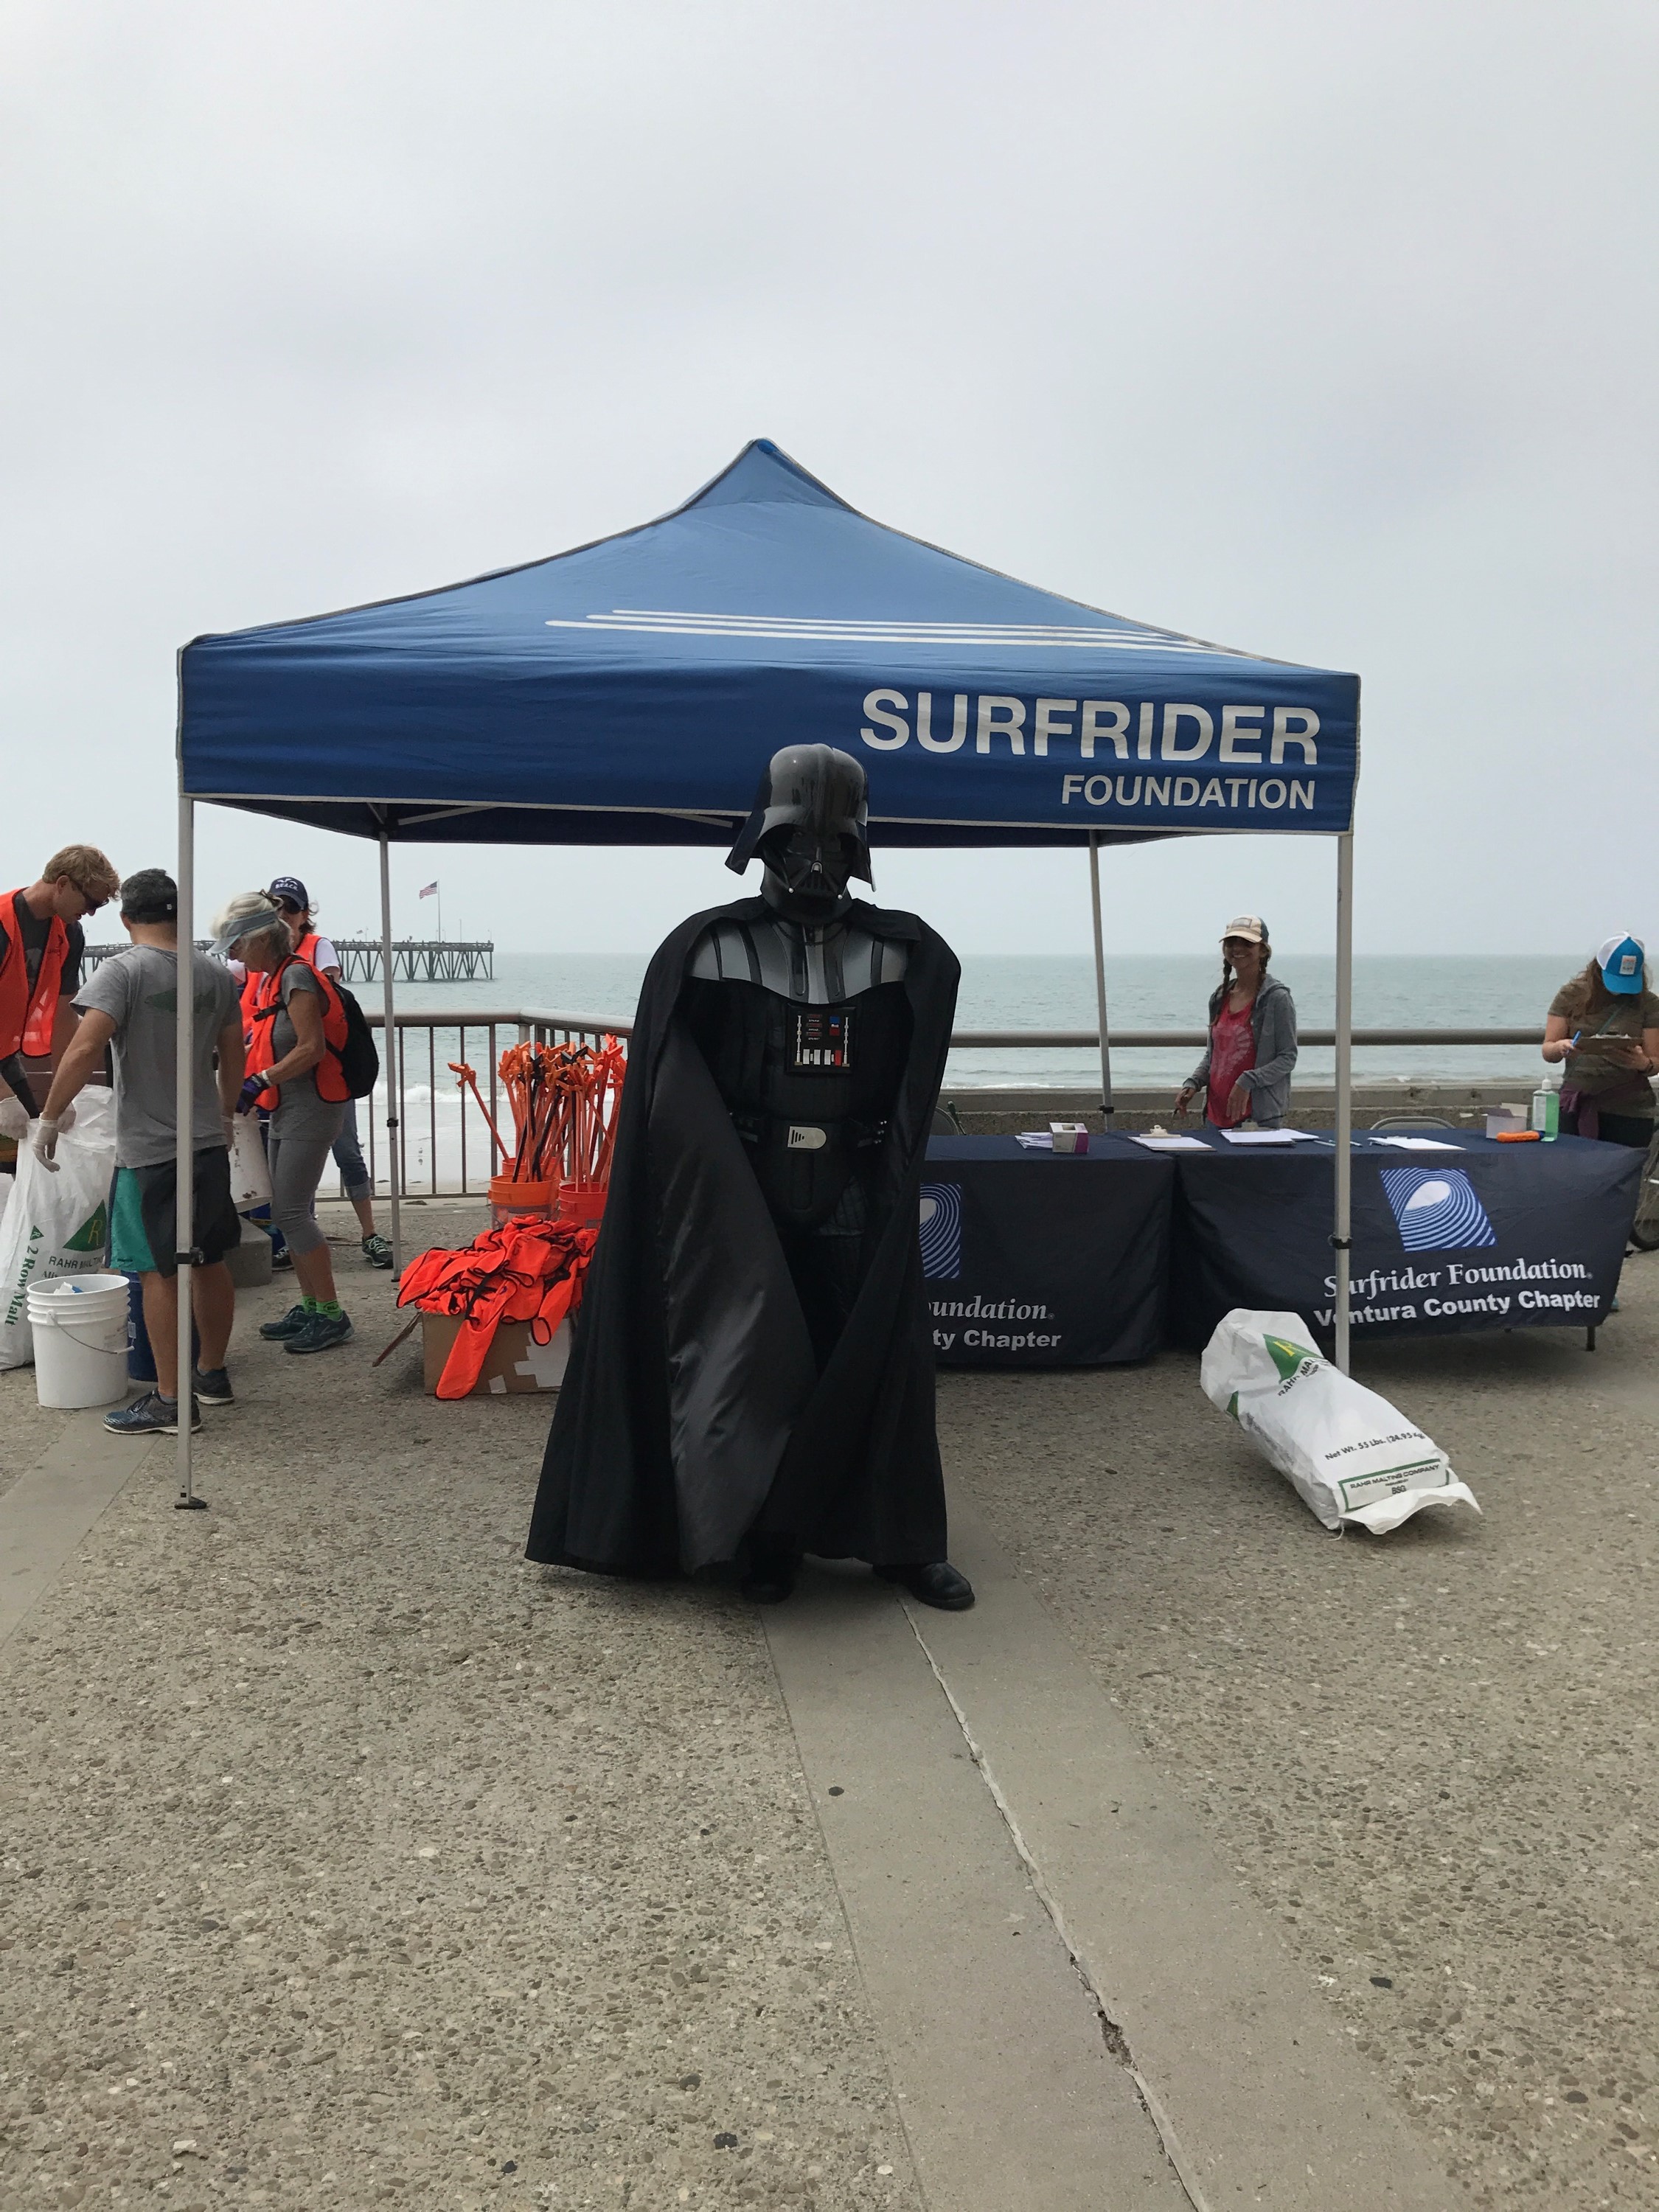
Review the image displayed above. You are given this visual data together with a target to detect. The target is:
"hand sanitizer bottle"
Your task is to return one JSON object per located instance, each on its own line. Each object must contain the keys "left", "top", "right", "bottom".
{"left": 1531, "top": 1081, "right": 1559, "bottom": 1139}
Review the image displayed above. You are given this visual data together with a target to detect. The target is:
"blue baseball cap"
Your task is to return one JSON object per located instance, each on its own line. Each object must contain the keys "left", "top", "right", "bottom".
{"left": 265, "top": 876, "right": 310, "bottom": 911}
{"left": 1596, "top": 933, "right": 1645, "bottom": 994}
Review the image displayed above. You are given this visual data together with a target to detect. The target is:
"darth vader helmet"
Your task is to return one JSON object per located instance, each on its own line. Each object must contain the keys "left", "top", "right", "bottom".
{"left": 727, "top": 744, "right": 873, "bottom": 923}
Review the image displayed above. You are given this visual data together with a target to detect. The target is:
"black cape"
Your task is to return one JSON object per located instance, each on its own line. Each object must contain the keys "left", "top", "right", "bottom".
{"left": 525, "top": 897, "right": 960, "bottom": 1577}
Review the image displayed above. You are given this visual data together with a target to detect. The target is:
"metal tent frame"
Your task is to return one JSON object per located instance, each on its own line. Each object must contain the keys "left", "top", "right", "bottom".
{"left": 167, "top": 440, "right": 1360, "bottom": 1510}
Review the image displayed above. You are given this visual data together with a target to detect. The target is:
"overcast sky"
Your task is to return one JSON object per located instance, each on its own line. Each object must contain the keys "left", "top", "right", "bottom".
{"left": 3, "top": 1, "right": 1655, "bottom": 961}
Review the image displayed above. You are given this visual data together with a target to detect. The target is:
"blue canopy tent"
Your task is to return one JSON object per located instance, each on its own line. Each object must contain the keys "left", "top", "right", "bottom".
{"left": 170, "top": 439, "right": 1360, "bottom": 1503}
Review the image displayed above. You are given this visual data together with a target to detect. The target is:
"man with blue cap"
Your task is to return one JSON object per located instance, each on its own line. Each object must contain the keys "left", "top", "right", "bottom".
{"left": 1543, "top": 934, "right": 1659, "bottom": 1147}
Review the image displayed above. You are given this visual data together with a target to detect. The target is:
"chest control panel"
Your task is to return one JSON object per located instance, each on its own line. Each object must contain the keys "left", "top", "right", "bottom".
{"left": 792, "top": 1006, "right": 853, "bottom": 1073}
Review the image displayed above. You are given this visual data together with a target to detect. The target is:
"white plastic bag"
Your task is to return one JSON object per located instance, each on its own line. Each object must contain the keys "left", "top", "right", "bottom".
{"left": 0, "top": 1088, "right": 117, "bottom": 1371}
{"left": 1200, "top": 1308, "right": 1480, "bottom": 1534}
{"left": 228, "top": 1113, "right": 272, "bottom": 1210}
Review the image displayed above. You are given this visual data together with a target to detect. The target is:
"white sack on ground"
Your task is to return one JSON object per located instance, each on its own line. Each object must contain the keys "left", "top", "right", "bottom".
{"left": 0, "top": 1088, "right": 116, "bottom": 1371}
{"left": 1200, "top": 1308, "right": 1480, "bottom": 1534}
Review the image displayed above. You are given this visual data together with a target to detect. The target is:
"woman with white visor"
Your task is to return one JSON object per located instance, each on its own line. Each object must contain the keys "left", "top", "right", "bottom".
{"left": 213, "top": 894, "right": 355, "bottom": 1355}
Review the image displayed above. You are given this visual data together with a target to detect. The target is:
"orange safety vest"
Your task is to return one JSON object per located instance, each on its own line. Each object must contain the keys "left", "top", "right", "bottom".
{"left": 237, "top": 966, "right": 265, "bottom": 1105}
{"left": 246, "top": 955, "right": 352, "bottom": 1107}
{"left": 0, "top": 890, "right": 68, "bottom": 1060}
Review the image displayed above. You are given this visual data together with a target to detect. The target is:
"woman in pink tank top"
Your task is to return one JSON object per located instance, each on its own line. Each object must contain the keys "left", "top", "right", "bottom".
{"left": 1175, "top": 917, "right": 1298, "bottom": 1130}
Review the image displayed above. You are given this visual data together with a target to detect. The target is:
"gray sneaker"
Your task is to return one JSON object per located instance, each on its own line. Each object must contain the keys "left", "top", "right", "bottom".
{"left": 361, "top": 1234, "right": 394, "bottom": 1269}
{"left": 105, "top": 1391, "right": 201, "bottom": 1436}
{"left": 259, "top": 1303, "right": 311, "bottom": 1342}
{"left": 284, "top": 1310, "right": 355, "bottom": 1356}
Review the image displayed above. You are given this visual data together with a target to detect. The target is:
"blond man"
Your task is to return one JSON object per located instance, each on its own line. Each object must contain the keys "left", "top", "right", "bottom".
{"left": 0, "top": 843, "right": 120, "bottom": 1131}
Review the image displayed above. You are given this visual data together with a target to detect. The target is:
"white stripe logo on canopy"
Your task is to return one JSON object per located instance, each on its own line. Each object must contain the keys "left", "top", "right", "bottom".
{"left": 546, "top": 607, "right": 1252, "bottom": 655}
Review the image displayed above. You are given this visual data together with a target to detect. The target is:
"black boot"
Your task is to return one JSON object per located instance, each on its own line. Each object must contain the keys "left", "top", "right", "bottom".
{"left": 874, "top": 1560, "right": 975, "bottom": 1611}
{"left": 742, "top": 1540, "right": 800, "bottom": 1605}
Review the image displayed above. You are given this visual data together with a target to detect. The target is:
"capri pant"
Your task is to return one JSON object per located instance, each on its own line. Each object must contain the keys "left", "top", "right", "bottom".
{"left": 268, "top": 1113, "right": 345, "bottom": 1257}
{"left": 331, "top": 1099, "right": 372, "bottom": 1203}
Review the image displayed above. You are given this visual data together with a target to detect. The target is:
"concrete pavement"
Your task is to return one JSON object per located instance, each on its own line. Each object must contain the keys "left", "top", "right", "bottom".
{"left": 1, "top": 1198, "right": 1652, "bottom": 2208}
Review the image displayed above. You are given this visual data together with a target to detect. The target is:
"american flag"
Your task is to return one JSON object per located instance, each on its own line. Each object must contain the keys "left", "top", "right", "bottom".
{"left": 419, "top": 881, "right": 439, "bottom": 899}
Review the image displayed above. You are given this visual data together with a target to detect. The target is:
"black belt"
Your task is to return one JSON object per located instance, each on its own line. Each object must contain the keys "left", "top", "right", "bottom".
{"left": 730, "top": 1110, "right": 888, "bottom": 1152}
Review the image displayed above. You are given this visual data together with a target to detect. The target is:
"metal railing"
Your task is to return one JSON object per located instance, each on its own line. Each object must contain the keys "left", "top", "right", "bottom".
{"left": 354, "top": 1009, "right": 625, "bottom": 1202}
{"left": 346, "top": 1009, "right": 1550, "bottom": 1202}
{"left": 950, "top": 1027, "right": 1546, "bottom": 1048}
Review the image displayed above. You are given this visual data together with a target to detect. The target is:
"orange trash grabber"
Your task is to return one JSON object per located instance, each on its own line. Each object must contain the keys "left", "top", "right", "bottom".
{"left": 448, "top": 1061, "right": 510, "bottom": 1164}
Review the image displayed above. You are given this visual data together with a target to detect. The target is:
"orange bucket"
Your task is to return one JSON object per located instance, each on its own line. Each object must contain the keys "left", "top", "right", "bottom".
{"left": 488, "top": 1172, "right": 560, "bottom": 1226}
{"left": 559, "top": 1186, "right": 608, "bottom": 1228}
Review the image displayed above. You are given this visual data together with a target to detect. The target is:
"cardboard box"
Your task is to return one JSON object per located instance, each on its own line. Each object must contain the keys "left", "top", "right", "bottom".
{"left": 420, "top": 1313, "right": 571, "bottom": 1396}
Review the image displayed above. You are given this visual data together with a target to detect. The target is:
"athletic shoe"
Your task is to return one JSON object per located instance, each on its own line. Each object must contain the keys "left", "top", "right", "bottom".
{"left": 361, "top": 1234, "right": 394, "bottom": 1269}
{"left": 259, "top": 1304, "right": 312, "bottom": 1341}
{"left": 192, "top": 1366, "right": 234, "bottom": 1408}
{"left": 284, "top": 1311, "right": 355, "bottom": 1356}
{"left": 271, "top": 1246, "right": 293, "bottom": 1271}
{"left": 104, "top": 1391, "right": 201, "bottom": 1436}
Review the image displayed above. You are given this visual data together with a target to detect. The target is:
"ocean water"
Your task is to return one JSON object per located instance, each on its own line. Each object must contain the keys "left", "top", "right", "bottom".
{"left": 389, "top": 951, "right": 1573, "bottom": 1091}
{"left": 361, "top": 951, "right": 1577, "bottom": 1192}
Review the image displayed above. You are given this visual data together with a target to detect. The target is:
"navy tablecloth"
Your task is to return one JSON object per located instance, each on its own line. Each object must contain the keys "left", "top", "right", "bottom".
{"left": 1166, "top": 1129, "right": 1643, "bottom": 1349}
{"left": 921, "top": 1130, "right": 1644, "bottom": 1366}
{"left": 920, "top": 1135, "right": 1172, "bottom": 1367}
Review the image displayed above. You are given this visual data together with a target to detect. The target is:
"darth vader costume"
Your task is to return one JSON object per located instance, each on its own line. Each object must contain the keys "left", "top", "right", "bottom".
{"left": 525, "top": 745, "right": 973, "bottom": 1609}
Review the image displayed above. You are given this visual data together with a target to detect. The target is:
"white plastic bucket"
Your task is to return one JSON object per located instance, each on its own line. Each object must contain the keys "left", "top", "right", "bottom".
{"left": 27, "top": 1273, "right": 131, "bottom": 1409}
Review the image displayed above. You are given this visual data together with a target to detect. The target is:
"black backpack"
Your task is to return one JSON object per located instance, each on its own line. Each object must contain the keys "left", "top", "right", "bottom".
{"left": 331, "top": 981, "right": 380, "bottom": 1099}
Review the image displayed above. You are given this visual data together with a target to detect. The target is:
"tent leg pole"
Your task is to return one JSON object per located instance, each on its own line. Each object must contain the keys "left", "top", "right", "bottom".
{"left": 379, "top": 832, "right": 402, "bottom": 1277}
{"left": 1088, "top": 832, "right": 1113, "bottom": 1123}
{"left": 175, "top": 787, "right": 204, "bottom": 1509}
{"left": 1334, "top": 830, "right": 1354, "bottom": 1375}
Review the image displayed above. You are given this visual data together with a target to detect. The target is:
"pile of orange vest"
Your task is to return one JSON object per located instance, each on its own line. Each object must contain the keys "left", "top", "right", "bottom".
{"left": 397, "top": 1217, "right": 599, "bottom": 1399}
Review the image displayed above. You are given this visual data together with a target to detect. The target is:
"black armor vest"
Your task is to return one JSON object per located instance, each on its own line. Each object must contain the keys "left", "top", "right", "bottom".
{"left": 681, "top": 977, "right": 912, "bottom": 1231}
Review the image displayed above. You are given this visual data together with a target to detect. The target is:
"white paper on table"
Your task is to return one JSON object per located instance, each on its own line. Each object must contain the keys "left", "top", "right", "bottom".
{"left": 1371, "top": 1135, "right": 1464, "bottom": 1152}
{"left": 1220, "top": 1128, "right": 1318, "bottom": 1146}
{"left": 1015, "top": 1132, "right": 1054, "bottom": 1148}
{"left": 1130, "top": 1133, "right": 1209, "bottom": 1151}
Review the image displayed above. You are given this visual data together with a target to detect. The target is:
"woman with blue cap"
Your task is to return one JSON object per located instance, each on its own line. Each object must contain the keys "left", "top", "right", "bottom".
{"left": 1543, "top": 935, "right": 1659, "bottom": 1147}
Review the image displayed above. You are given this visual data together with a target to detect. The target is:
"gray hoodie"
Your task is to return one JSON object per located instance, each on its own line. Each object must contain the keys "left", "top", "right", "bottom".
{"left": 1186, "top": 972, "right": 1299, "bottom": 1127}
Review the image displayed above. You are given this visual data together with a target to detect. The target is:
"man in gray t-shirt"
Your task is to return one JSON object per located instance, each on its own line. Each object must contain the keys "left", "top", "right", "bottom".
{"left": 38, "top": 869, "right": 247, "bottom": 1434}
{"left": 74, "top": 944, "right": 240, "bottom": 1166}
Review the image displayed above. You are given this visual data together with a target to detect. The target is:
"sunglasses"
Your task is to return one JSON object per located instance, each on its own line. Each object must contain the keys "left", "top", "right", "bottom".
{"left": 273, "top": 898, "right": 304, "bottom": 915}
